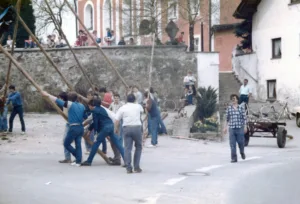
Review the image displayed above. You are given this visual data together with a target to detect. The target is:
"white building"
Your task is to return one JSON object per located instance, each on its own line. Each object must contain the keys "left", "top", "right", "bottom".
{"left": 33, "top": 0, "right": 76, "bottom": 44}
{"left": 232, "top": 0, "right": 300, "bottom": 106}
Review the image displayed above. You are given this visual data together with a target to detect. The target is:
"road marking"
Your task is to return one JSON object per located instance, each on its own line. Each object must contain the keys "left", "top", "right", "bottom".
{"left": 241, "top": 156, "right": 261, "bottom": 162}
{"left": 142, "top": 194, "right": 161, "bottom": 204}
{"left": 164, "top": 176, "right": 187, "bottom": 186}
{"left": 196, "top": 165, "right": 223, "bottom": 172}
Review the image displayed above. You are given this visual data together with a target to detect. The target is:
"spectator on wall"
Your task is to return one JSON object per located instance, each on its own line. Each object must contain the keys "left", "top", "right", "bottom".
{"left": 118, "top": 37, "right": 126, "bottom": 45}
{"left": 129, "top": 37, "right": 135, "bottom": 45}
{"left": 24, "top": 36, "right": 35, "bottom": 49}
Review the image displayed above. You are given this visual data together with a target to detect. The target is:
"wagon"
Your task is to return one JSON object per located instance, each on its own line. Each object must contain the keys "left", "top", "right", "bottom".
{"left": 245, "top": 121, "right": 287, "bottom": 148}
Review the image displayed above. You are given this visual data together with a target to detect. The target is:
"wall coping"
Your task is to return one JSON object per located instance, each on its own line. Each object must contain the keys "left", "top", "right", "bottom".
{"left": 235, "top": 52, "right": 256, "bottom": 57}
{"left": 0, "top": 45, "right": 189, "bottom": 53}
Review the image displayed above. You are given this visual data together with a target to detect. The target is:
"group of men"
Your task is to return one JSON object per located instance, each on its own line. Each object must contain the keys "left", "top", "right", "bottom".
{"left": 37, "top": 85, "right": 165, "bottom": 173}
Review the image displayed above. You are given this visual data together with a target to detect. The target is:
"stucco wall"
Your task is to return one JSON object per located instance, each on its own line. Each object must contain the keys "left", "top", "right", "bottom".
{"left": 251, "top": 0, "right": 300, "bottom": 106}
{"left": 196, "top": 52, "right": 219, "bottom": 95}
{"left": 0, "top": 46, "right": 218, "bottom": 112}
{"left": 232, "top": 53, "right": 258, "bottom": 99}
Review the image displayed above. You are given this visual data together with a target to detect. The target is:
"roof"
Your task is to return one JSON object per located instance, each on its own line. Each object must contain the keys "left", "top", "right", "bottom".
{"left": 233, "top": 0, "right": 262, "bottom": 19}
{"left": 211, "top": 23, "right": 241, "bottom": 33}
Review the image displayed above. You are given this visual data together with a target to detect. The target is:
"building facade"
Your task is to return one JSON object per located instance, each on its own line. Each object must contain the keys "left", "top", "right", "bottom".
{"left": 77, "top": 0, "right": 222, "bottom": 51}
{"left": 212, "top": 0, "right": 242, "bottom": 72}
{"left": 233, "top": 0, "right": 300, "bottom": 105}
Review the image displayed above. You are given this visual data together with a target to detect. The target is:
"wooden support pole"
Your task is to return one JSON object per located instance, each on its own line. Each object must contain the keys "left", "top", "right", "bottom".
{"left": 64, "top": 0, "right": 129, "bottom": 89}
{"left": 15, "top": 13, "right": 87, "bottom": 100}
{"left": 0, "top": 44, "right": 67, "bottom": 120}
{"left": 0, "top": 44, "right": 110, "bottom": 164}
{"left": 83, "top": 130, "right": 110, "bottom": 164}
{"left": 44, "top": 0, "right": 95, "bottom": 93}
{"left": 149, "top": 33, "right": 155, "bottom": 88}
{"left": 4, "top": 0, "right": 22, "bottom": 97}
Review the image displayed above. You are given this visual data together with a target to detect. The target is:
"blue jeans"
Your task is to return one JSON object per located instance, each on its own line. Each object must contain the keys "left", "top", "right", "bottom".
{"left": 150, "top": 115, "right": 159, "bottom": 145}
{"left": 148, "top": 115, "right": 152, "bottom": 135}
{"left": 64, "top": 125, "right": 84, "bottom": 164}
{"left": 24, "top": 41, "right": 35, "bottom": 48}
{"left": 87, "top": 124, "right": 124, "bottom": 164}
{"left": 119, "top": 119, "right": 123, "bottom": 145}
{"left": 229, "top": 127, "right": 245, "bottom": 160}
{"left": 239, "top": 95, "right": 249, "bottom": 104}
{"left": 9, "top": 105, "right": 25, "bottom": 132}
{"left": 158, "top": 113, "right": 167, "bottom": 134}
{"left": 187, "top": 95, "right": 193, "bottom": 105}
{"left": 63, "top": 124, "right": 71, "bottom": 160}
{"left": 0, "top": 106, "right": 8, "bottom": 131}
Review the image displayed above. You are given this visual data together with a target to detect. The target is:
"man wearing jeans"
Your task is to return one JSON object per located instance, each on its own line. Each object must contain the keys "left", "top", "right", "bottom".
{"left": 43, "top": 91, "right": 85, "bottom": 166}
{"left": 239, "top": 79, "right": 252, "bottom": 105}
{"left": 6, "top": 85, "right": 26, "bottom": 134}
{"left": 144, "top": 91, "right": 159, "bottom": 147}
{"left": 115, "top": 94, "right": 143, "bottom": 173}
{"left": 81, "top": 98, "right": 124, "bottom": 166}
{"left": 224, "top": 94, "right": 247, "bottom": 163}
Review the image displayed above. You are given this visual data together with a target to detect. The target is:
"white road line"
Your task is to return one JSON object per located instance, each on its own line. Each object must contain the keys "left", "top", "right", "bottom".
{"left": 143, "top": 194, "right": 161, "bottom": 204}
{"left": 196, "top": 165, "right": 223, "bottom": 172}
{"left": 241, "top": 156, "right": 261, "bottom": 162}
{"left": 164, "top": 176, "right": 187, "bottom": 186}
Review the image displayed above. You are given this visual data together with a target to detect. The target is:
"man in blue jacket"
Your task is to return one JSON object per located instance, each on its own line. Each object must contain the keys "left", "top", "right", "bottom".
{"left": 6, "top": 85, "right": 26, "bottom": 134}
{"left": 82, "top": 98, "right": 124, "bottom": 166}
{"left": 42, "top": 91, "right": 85, "bottom": 166}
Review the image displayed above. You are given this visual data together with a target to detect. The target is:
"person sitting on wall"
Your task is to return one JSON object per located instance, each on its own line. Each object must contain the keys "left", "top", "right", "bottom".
{"left": 118, "top": 37, "right": 126, "bottom": 45}
{"left": 79, "top": 30, "right": 88, "bottom": 46}
{"left": 24, "top": 36, "right": 35, "bottom": 48}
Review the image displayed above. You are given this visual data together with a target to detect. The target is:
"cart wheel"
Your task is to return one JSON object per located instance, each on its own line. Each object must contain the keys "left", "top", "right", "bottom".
{"left": 296, "top": 114, "right": 300, "bottom": 128}
{"left": 244, "top": 129, "right": 250, "bottom": 147}
{"left": 277, "top": 127, "right": 287, "bottom": 148}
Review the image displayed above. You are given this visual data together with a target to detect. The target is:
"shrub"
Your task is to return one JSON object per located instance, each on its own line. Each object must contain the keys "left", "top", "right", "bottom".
{"left": 193, "top": 86, "right": 218, "bottom": 122}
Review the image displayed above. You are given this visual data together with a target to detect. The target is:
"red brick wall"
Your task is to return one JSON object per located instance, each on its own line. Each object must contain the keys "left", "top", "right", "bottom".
{"left": 214, "top": 29, "right": 241, "bottom": 72}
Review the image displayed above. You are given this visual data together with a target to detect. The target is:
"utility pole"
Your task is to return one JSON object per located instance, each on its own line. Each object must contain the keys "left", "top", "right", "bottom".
{"left": 73, "top": 0, "right": 78, "bottom": 36}
{"left": 201, "top": 21, "right": 204, "bottom": 52}
{"left": 208, "top": 0, "right": 212, "bottom": 52}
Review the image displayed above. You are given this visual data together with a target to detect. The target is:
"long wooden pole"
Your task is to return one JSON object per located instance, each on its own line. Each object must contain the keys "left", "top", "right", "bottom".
{"left": 44, "top": 0, "right": 95, "bottom": 93}
{"left": 64, "top": 0, "right": 128, "bottom": 88}
{"left": 15, "top": 13, "right": 87, "bottom": 100}
{"left": 4, "top": 0, "right": 22, "bottom": 97}
{"left": 0, "top": 44, "right": 110, "bottom": 164}
{"left": 0, "top": 44, "right": 67, "bottom": 120}
{"left": 149, "top": 33, "right": 155, "bottom": 88}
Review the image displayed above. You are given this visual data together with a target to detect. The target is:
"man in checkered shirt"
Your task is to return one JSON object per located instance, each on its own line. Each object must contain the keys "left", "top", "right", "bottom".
{"left": 224, "top": 94, "right": 247, "bottom": 163}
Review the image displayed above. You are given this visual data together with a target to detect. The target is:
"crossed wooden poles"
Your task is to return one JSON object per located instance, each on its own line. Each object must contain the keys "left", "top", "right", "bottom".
{"left": 0, "top": 0, "right": 128, "bottom": 164}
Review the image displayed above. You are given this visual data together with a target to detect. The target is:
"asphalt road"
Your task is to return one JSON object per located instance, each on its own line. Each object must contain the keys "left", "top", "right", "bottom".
{"left": 0, "top": 114, "right": 299, "bottom": 204}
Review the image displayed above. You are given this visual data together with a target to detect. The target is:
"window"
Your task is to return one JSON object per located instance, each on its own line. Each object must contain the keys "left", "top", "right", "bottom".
{"left": 194, "top": 37, "right": 200, "bottom": 51}
{"left": 190, "top": 0, "right": 200, "bottom": 17}
{"left": 267, "top": 80, "right": 277, "bottom": 100}
{"left": 84, "top": 4, "right": 94, "bottom": 30}
{"left": 291, "top": 0, "right": 300, "bottom": 4}
{"left": 272, "top": 38, "right": 281, "bottom": 59}
{"left": 168, "top": 0, "right": 178, "bottom": 20}
{"left": 123, "top": 0, "right": 133, "bottom": 36}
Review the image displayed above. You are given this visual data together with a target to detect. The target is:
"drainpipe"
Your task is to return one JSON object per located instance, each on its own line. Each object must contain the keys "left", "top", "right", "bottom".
{"left": 74, "top": 0, "right": 78, "bottom": 35}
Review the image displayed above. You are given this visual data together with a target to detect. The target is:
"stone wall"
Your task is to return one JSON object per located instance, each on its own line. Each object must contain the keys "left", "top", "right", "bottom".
{"left": 0, "top": 45, "right": 197, "bottom": 112}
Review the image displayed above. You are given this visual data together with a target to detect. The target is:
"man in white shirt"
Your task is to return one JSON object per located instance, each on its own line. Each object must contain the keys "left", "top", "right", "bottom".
{"left": 183, "top": 70, "right": 196, "bottom": 95}
{"left": 115, "top": 94, "right": 144, "bottom": 174}
{"left": 239, "top": 79, "right": 252, "bottom": 105}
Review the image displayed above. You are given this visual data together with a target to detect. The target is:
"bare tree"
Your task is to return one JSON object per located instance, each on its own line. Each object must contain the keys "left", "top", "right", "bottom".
{"left": 177, "top": 0, "right": 220, "bottom": 51}
{"left": 115, "top": 0, "right": 173, "bottom": 44}
{"left": 33, "top": 0, "right": 73, "bottom": 37}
